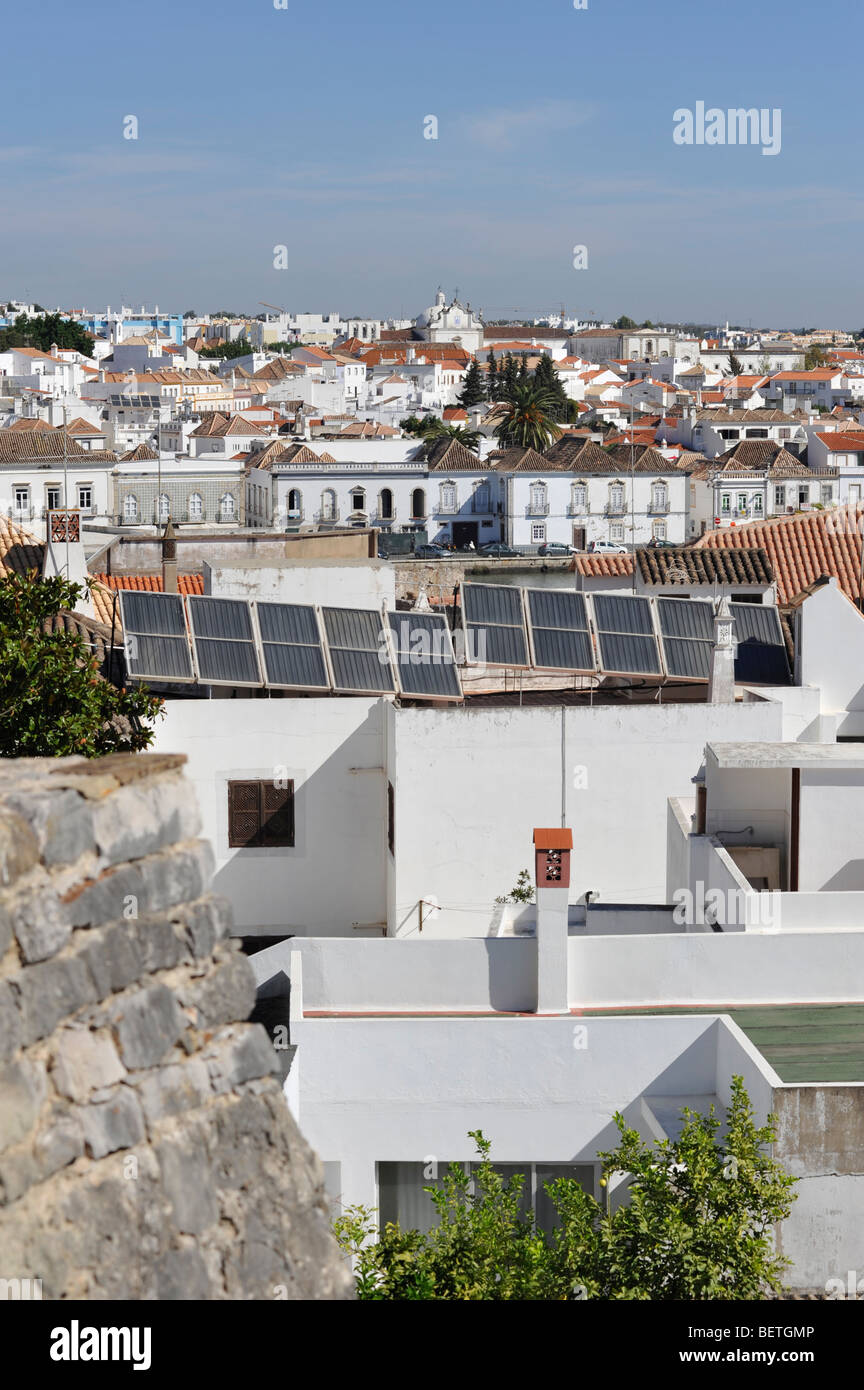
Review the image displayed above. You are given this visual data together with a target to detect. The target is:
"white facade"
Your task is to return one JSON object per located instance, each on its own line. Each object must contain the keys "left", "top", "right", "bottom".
{"left": 507, "top": 468, "right": 692, "bottom": 549}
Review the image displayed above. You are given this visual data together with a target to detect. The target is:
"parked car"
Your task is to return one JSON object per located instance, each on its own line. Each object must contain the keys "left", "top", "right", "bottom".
{"left": 537, "top": 542, "right": 576, "bottom": 557}
{"left": 414, "top": 543, "right": 448, "bottom": 559}
{"left": 587, "top": 540, "right": 629, "bottom": 555}
{"left": 479, "top": 542, "right": 519, "bottom": 558}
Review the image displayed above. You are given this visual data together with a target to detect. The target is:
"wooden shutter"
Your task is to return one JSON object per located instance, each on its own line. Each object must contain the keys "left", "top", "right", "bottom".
{"left": 228, "top": 781, "right": 261, "bottom": 847}
{"left": 387, "top": 781, "right": 394, "bottom": 856}
{"left": 260, "top": 780, "right": 294, "bottom": 847}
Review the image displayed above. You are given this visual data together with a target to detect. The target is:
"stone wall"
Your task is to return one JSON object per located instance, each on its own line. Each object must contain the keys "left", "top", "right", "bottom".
{"left": 0, "top": 753, "right": 352, "bottom": 1300}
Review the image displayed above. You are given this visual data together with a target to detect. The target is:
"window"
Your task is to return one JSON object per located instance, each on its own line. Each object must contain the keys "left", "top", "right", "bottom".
{"left": 288, "top": 488, "right": 302, "bottom": 517}
{"left": 610, "top": 523, "right": 625, "bottom": 542}
{"left": 439, "top": 481, "right": 457, "bottom": 512}
{"left": 529, "top": 481, "right": 547, "bottom": 514}
{"left": 473, "top": 483, "right": 490, "bottom": 513}
{"left": 46, "top": 486, "right": 62, "bottom": 511}
{"left": 219, "top": 492, "right": 235, "bottom": 521}
{"left": 188, "top": 492, "right": 203, "bottom": 521}
{"left": 377, "top": 1161, "right": 595, "bottom": 1237}
{"left": 774, "top": 485, "right": 786, "bottom": 508}
{"left": 411, "top": 487, "right": 426, "bottom": 520}
{"left": 227, "top": 780, "right": 294, "bottom": 848}
{"left": 650, "top": 481, "right": 668, "bottom": 512}
{"left": 14, "top": 486, "right": 29, "bottom": 512}
{"left": 379, "top": 488, "right": 394, "bottom": 520}
{"left": 156, "top": 493, "right": 170, "bottom": 522}
{"left": 531, "top": 523, "right": 546, "bottom": 542}
{"left": 720, "top": 493, "right": 731, "bottom": 515}
{"left": 387, "top": 781, "right": 394, "bottom": 856}
{"left": 736, "top": 493, "right": 748, "bottom": 514}
{"left": 571, "top": 482, "right": 587, "bottom": 512}
{"left": 350, "top": 488, "right": 366, "bottom": 513}
{"left": 321, "top": 488, "right": 337, "bottom": 520}
{"left": 752, "top": 494, "right": 764, "bottom": 516}
{"left": 652, "top": 521, "right": 667, "bottom": 540}
{"left": 821, "top": 483, "right": 833, "bottom": 505}
{"left": 608, "top": 482, "right": 625, "bottom": 513}
{"left": 123, "top": 493, "right": 139, "bottom": 522}
{"left": 77, "top": 485, "right": 92, "bottom": 512}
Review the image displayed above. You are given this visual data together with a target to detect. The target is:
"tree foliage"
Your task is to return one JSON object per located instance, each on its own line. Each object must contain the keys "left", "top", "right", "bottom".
{"left": 457, "top": 359, "right": 486, "bottom": 408}
{"left": 494, "top": 382, "right": 563, "bottom": 452}
{"left": 199, "top": 339, "right": 251, "bottom": 359}
{"left": 335, "top": 1077, "right": 796, "bottom": 1301}
{"left": 728, "top": 354, "right": 744, "bottom": 377}
{"left": 0, "top": 313, "right": 94, "bottom": 356}
{"left": 0, "top": 573, "right": 163, "bottom": 757}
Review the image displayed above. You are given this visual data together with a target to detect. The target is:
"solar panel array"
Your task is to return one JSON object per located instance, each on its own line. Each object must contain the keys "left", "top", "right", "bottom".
{"left": 119, "top": 586, "right": 792, "bottom": 695}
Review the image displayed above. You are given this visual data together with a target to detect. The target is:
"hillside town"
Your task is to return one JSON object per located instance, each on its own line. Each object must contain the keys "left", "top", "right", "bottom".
{"left": 2, "top": 289, "right": 864, "bottom": 1319}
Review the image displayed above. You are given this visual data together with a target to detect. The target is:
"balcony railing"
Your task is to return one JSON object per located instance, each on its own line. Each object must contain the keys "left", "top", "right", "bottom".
{"left": 437, "top": 501, "right": 459, "bottom": 515}
{"left": 314, "top": 508, "right": 340, "bottom": 523}
{"left": 471, "top": 498, "right": 492, "bottom": 514}
{"left": 647, "top": 500, "right": 670, "bottom": 514}
{"left": 567, "top": 502, "right": 588, "bottom": 516}
{"left": 525, "top": 502, "right": 550, "bottom": 517}
{"left": 605, "top": 501, "right": 627, "bottom": 516}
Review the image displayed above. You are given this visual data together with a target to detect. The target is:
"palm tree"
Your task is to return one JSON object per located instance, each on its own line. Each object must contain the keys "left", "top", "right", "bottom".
{"left": 493, "top": 383, "right": 563, "bottom": 452}
{"left": 421, "top": 421, "right": 482, "bottom": 454}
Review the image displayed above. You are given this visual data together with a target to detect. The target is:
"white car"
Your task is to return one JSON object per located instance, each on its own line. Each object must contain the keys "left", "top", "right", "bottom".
{"left": 587, "top": 540, "right": 629, "bottom": 555}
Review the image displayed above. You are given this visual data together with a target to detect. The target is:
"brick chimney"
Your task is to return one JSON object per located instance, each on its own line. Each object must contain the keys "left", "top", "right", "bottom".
{"left": 532, "top": 828, "right": 572, "bottom": 1014}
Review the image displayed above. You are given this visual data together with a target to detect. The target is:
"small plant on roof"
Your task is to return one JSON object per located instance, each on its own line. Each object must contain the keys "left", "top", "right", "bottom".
{"left": 494, "top": 869, "right": 535, "bottom": 905}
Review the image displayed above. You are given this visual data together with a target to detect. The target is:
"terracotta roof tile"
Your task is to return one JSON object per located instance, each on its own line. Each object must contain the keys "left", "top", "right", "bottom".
{"left": 695, "top": 510, "right": 864, "bottom": 605}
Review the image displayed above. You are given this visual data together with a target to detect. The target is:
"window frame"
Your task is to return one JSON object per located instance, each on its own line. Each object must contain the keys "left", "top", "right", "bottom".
{"left": 227, "top": 779, "right": 295, "bottom": 849}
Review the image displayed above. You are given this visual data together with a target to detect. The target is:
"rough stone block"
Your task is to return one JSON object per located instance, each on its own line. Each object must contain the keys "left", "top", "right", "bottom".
{"left": 33, "top": 1103, "right": 85, "bottom": 1177}
{"left": 152, "top": 1247, "right": 210, "bottom": 1301}
{"left": 9, "top": 886, "right": 71, "bottom": 964}
{"left": 130, "top": 915, "right": 183, "bottom": 974}
{"left": 156, "top": 1133, "right": 218, "bottom": 1235}
{"left": 63, "top": 842, "right": 214, "bottom": 930}
{"left": 0, "top": 811, "right": 40, "bottom": 889}
{"left": 0, "top": 1057, "right": 47, "bottom": 1153}
{"left": 0, "top": 1144, "right": 41, "bottom": 1205}
{"left": 172, "top": 895, "right": 234, "bottom": 958}
{"left": 133, "top": 1059, "right": 211, "bottom": 1127}
{"left": 78, "top": 921, "right": 143, "bottom": 999}
{"left": 51, "top": 1027, "right": 126, "bottom": 1103}
{"left": 203, "top": 1025, "right": 279, "bottom": 1095}
{"left": 2, "top": 788, "right": 94, "bottom": 868}
{"left": 92, "top": 776, "right": 201, "bottom": 868}
{"left": 110, "top": 984, "right": 184, "bottom": 1070}
{"left": 77, "top": 1086, "right": 145, "bottom": 1159}
{"left": 14, "top": 954, "right": 98, "bottom": 1044}
{"left": 0, "top": 981, "right": 22, "bottom": 1063}
{"left": 180, "top": 951, "right": 255, "bottom": 1029}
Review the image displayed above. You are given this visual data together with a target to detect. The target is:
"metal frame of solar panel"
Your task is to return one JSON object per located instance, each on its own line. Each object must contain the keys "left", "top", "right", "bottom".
{"left": 252, "top": 601, "right": 330, "bottom": 692}
{"left": 185, "top": 596, "right": 263, "bottom": 687}
{"left": 589, "top": 592, "right": 663, "bottom": 677}
{"left": 321, "top": 607, "right": 395, "bottom": 694}
{"left": 386, "top": 611, "right": 462, "bottom": 700}
{"left": 524, "top": 588, "right": 597, "bottom": 673}
{"left": 460, "top": 583, "right": 530, "bottom": 668}
{"left": 656, "top": 597, "right": 714, "bottom": 682}
{"left": 730, "top": 602, "right": 791, "bottom": 684}
{"left": 119, "top": 590, "right": 195, "bottom": 684}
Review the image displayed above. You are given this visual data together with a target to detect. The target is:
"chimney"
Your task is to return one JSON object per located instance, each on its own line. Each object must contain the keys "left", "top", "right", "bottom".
{"left": 42, "top": 509, "right": 94, "bottom": 619}
{"left": 161, "top": 519, "right": 178, "bottom": 593}
{"left": 532, "top": 828, "right": 573, "bottom": 1014}
{"left": 708, "top": 597, "right": 736, "bottom": 703}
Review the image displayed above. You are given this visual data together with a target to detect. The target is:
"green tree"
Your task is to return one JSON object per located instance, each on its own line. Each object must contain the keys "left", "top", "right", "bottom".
{"left": 494, "top": 382, "right": 562, "bottom": 452}
{"left": 533, "top": 354, "right": 570, "bottom": 420}
{"left": 501, "top": 352, "right": 519, "bottom": 402}
{"left": 182, "top": 309, "right": 197, "bottom": 319}
{"left": 517, "top": 353, "right": 530, "bottom": 385}
{"left": 728, "top": 354, "right": 744, "bottom": 377}
{"left": 0, "top": 313, "right": 94, "bottom": 356}
{"left": 615, "top": 316, "right": 637, "bottom": 330}
{"left": 486, "top": 349, "right": 498, "bottom": 401}
{"left": 457, "top": 359, "right": 486, "bottom": 408}
{"left": 0, "top": 573, "right": 163, "bottom": 757}
{"left": 804, "top": 345, "right": 829, "bottom": 371}
{"left": 199, "top": 339, "right": 251, "bottom": 359}
{"left": 335, "top": 1077, "right": 796, "bottom": 1300}
{"left": 422, "top": 421, "right": 482, "bottom": 453}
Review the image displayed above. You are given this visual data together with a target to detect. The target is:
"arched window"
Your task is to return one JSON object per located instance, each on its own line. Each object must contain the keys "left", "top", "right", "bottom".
{"left": 350, "top": 487, "right": 366, "bottom": 513}
{"left": 411, "top": 487, "right": 426, "bottom": 520}
{"left": 188, "top": 492, "right": 203, "bottom": 521}
{"left": 379, "top": 488, "right": 394, "bottom": 520}
{"left": 288, "top": 488, "right": 302, "bottom": 517}
{"left": 123, "top": 493, "right": 139, "bottom": 522}
{"left": 529, "top": 481, "right": 547, "bottom": 514}
{"left": 156, "top": 493, "right": 170, "bottom": 522}
{"left": 321, "top": 488, "right": 337, "bottom": 520}
{"left": 219, "top": 492, "right": 235, "bottom": 521}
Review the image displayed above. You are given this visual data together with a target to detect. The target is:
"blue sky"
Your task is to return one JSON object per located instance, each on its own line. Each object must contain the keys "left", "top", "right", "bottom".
{"left": 2, "top": 0, "right": 861, "bottom": 326}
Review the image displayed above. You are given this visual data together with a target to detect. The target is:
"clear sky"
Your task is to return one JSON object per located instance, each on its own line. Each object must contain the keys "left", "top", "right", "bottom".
{"left": 2, "top": 0, "right": 861, "bottom": 327}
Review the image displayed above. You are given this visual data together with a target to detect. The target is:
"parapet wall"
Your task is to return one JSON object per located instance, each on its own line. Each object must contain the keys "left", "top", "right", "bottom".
{"left": 0, "top": 753, "right": 351, "bottom": 1300}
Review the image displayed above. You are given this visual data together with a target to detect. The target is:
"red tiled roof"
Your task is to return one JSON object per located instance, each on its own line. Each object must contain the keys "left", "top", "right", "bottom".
{"left": 91, "top": 572, "right": 204, "bottom": 594}
{"left": 695, "top": 510, "right": 863, "bottom": 605}
{"left": 573, "top": 554, "right": 635, "bottom": 578}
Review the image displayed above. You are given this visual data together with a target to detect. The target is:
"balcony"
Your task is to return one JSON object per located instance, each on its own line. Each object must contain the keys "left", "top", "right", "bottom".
{"left": 471, "top": 497, "right": 492, "bottom": 514}
{"left": 314, "top": 508, "right": 340, "bottom": 523}
{"left": 567, "top": 502, "right": 588, "bottom": 516}
{"left": 437, "top": 500, "right": 459, "bottom": 515}
{"left": 525, "top": 502, "right": 550, "bottom": 517}
{"left": 605, "top": 501, "right": 627, "bottom": 516}
{"left": 647, "top": 500, "right": 670, "bottom": 515}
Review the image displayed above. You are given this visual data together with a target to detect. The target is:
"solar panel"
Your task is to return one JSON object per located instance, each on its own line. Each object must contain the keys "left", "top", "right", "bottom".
{"left": 730, "top": 603, "right": 790, "bottom": 684}
{"left": 591, "top": 593, "right": 662, "bottom": 675}
{"left": 254, "top": 602, "right": 329, "bottom": 691}
{"left": 525, "top": 589, "right": 596, "bottom": 672}
{"left": 387, "top": 612, "right": 462, "bottom": 700}
{"left": 321, "top": 607, "right": 395, "bottom": 694}
{"left": 657, "top": 598, "right": 714, "bottom": 681}
{"left": 186, "top": 596, "right": 263, "bottom": 687}
{"left": 119, "top": 591, "right": 194, "bottom": 683}
{"left": 461, "top": 583, "right": 529, "bottom": 668}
